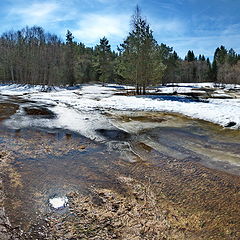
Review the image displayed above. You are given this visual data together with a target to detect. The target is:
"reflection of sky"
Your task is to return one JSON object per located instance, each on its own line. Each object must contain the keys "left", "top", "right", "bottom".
{"left": 0, "top": 0, "right": 240, "bottom": 60}
{"left": 49, "top": 196, "right": 68, "bottom": 209}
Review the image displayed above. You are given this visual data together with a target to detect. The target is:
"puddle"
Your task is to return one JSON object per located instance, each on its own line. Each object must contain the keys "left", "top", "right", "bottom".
{"left": 135, "top": 94, "right": 199, "bottom": 102}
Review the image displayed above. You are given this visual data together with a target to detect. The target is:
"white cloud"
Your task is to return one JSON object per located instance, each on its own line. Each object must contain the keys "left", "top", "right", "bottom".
{"left": 10, "top": 2, "right": 60, "bottom": 24}
{"left": 21, "top": 3, "right": 57, "bottom": 18}
{"left": 73, "top": 13, "right": 130, "bottom": 44}
{"left": 151, "top": 19, "right": 186, "bottom": 37}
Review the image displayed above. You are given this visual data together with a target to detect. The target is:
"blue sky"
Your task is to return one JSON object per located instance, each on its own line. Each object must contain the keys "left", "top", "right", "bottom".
{"left": 0, "top": 0, "right": 239, "bottom": 59}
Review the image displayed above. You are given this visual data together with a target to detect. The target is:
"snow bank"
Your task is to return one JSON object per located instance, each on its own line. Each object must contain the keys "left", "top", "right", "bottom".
{"left": 1, "top": 84, "right": 240, "bottom": 130}
{"left": 154, "top": 82, "right": 240, "bottom": 94}
{"left": 102, "top": 96, "right": 240, "bottom": 128}
{"left": 0, "top": 84, "right": 63, "bottom": 95}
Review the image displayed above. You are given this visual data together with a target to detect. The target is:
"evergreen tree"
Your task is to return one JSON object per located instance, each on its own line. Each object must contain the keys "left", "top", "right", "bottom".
{"left": 206, "top": 57, "right": 212, "bottom": 81}
{"left": 94, "top": 37, "right": 113, "bottom": 85}
{"left": 65, "top": 30, "right": 75, "bottom": 86}
{"left": 172, "top": 51, "right": 179, "bottom": 60}
{"left": 227, "top": 48, "right": 238, "bottom": 66}
{"left": 66, "top": 30, "right": 74, "bottom": 44}
{"left": 211, "top": 59, "right": 218, "bottom": 82}
{"left": 214, "top": 45, "right": 227, "bottom": 64}
{"left": 117, "top": 6, "right": 165, "bottom": 94}
{"left": 158, "top": 44, "right": 179, "bottom": 84}
{"left": 185, "top": 50, "right": 195, "bottom": 62}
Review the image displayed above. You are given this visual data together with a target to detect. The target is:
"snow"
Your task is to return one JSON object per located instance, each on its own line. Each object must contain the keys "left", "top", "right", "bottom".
{"left": 167, "top": 82, "right": 240, "bottom": 89}
{"left": 49, "top": 196, "right": 68, "bottom": 209}
{"left": 154, "top": 82, "right": 240, "bottom": 95}
{"left": 0, "top": 84, "right": 63, "bottom": 95}
{"left": 1, "top": 83, "right": 240, "bottom": 134}
{"left": 53, "top": 104, "right": 115, "bottom": 141}
{"left": 100, "top": 96, "right": 240, "bottom": 128}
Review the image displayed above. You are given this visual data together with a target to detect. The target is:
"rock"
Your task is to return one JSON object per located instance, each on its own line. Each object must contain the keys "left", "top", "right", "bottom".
{"left": 225, "top": 122, "right": 236, "bottom": 127}
{"left": 78, "top": 145, "right": 86, "bottom": 150}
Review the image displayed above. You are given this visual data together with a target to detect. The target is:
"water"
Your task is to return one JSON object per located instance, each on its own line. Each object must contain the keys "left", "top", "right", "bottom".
{"left": 135, "top": 94, "right": 206, "bottom": 102}
{"left": 1, "top": 94, "right": 240, "bottom": 237}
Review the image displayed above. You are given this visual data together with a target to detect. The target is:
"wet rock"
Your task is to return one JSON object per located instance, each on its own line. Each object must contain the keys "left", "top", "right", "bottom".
{"left": 96, "top": 129, "right": 131, "bottom": 141}
{"left": 225, "top": 121, "right": 236, "bottom": 127}
{"left": 78, "top": 145, "right": 86, "bottom": 150}
{"left": 23, "top": 106, "right": 55, "bottom": 118}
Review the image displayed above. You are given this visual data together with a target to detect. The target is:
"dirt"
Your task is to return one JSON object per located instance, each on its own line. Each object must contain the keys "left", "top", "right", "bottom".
{"left": 23, "top": 107, "right": 55, "bottom": 118}
{"left": 0, "top": 103, "right": 19, "bottom": 121}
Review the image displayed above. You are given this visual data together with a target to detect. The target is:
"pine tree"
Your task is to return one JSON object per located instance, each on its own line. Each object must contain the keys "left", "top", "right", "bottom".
{"left": 206, "top": 57, "right": 212, "bottom": 81}
{"left": 94, "top": 37, "right": 113, "bottom": 85}
{"left": 159, "top": 44, "right": 179, "bottom": 84}
{"left": 214, "top": 45, "right": 227, "bottom": 64}
{"left": 65, "top": 30, "right": 75, "bottom": 86}
{"left": 211, "top": 59, "right": 218, "bottom": 82}
{"left": 227, "top": 48, "right": 237, "bottom": 66}
{"left": 185, "top": 50, "right": 195, "bottom": 62}
{"left": 118, "top": 6, "right": 165, "bottom": 94}
{"left": 66, "top": 30, "right": 74, "bottom": 44}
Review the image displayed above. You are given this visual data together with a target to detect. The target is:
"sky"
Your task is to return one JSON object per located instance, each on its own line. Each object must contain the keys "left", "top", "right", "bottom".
{"left": 0, "top": 0, "right": 239, "bottom": 59}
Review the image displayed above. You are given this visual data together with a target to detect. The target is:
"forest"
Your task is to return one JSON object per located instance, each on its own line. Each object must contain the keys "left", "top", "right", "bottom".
{"left": 0, "top": 8, "right": 240, "bottom": 92}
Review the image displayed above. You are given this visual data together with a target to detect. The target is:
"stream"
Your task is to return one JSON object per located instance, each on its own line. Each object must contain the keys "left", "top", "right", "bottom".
{"left": 0, "top": 94, "right": 240, "bottom": 239}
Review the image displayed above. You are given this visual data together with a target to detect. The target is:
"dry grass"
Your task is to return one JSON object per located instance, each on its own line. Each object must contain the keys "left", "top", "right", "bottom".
{"left": 46, "top": 176, "right": 199, "bottom": 240}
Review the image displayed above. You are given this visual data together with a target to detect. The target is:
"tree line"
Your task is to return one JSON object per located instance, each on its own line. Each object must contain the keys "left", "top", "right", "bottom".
{"left": 0, "top": 7, "right": 240, "bottom": 92}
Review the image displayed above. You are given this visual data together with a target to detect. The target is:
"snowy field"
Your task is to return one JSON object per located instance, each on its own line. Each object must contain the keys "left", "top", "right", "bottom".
{"left": 1, "top": 83, "right": 240, "bottom": 135}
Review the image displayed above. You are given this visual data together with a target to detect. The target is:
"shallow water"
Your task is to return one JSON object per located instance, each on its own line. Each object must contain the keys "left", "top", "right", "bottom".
{"left": 0, "top": 94, "right": 240, "bottom": 238}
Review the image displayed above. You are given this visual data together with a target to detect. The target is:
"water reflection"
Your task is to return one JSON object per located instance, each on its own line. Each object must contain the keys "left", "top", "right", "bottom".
{"left": 49, "top": 196, "right": 68, "bottom": 209}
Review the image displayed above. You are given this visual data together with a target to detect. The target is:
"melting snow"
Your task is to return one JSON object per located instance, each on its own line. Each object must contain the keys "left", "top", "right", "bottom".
{"left": 1, "top": 83, "right": 240, "bottom": 133}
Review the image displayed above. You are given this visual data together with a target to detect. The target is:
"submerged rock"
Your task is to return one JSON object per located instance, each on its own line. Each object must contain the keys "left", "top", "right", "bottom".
{"left": 96, "top": 129, "right": 131, "bottom": 141}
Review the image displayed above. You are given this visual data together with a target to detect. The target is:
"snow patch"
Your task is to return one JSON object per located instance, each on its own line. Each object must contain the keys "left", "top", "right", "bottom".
{"left": 49, "top": 196, "right": 68, "bottom": 209}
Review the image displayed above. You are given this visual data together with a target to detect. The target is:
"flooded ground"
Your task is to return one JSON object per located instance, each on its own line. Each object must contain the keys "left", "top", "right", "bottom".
{"left": 0, "top": 94, "right": 240, "bottom": 239}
